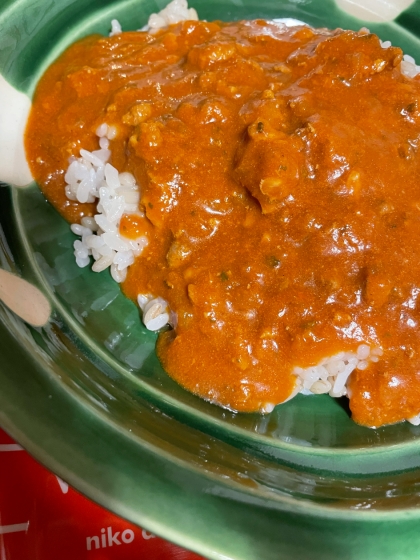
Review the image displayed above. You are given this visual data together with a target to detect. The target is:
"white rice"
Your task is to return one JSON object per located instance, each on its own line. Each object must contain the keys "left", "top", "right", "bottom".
{"left": 380, "top": 39, "right": 420, "bottom": 77}
{"left": 293, "top": 345, "right": 383, "bottom": 399}
{"left": 110, "top": 0, "right": 198, "bottom": 38}
{"left": 71, "top": 1, "right": 420, "bottom": 421}
{"left": 137, "top": 294, "right": 177, "bottom": 331}
{"left": 401, "top": 54, "right": 420, "bottom": 78}
{"left": 109, "top": 19, "right": 122, "bottom": 37}
{"left": 147, "top": 0, "right": 198, "bottom": 32}
{"left": 65, "top": 126, "right": 171, "bottom": 330}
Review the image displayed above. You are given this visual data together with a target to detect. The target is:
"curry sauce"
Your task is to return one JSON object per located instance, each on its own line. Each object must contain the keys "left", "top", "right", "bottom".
{"left": 25, "top": 19, "right": 420, "bottom": 426}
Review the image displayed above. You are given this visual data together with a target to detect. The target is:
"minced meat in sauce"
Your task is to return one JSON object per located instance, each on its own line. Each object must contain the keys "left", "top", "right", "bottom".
{"left": 25, "top": 19, "right": 420, "bottom": 427}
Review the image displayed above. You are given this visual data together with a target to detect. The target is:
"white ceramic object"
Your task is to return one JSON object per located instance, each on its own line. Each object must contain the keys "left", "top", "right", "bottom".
{"left": 0, "top": 75, "right": 33, "bottom": 187}
{"left": 336, "top": 0, "right": 414, "bottom": 22}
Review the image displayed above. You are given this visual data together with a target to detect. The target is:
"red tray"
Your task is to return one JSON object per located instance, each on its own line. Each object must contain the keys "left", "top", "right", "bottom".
{"left": 0, "top": 427, "right": 205, "bottom": 560}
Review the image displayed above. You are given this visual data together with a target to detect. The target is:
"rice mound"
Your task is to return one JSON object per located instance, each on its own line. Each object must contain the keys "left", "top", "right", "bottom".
{"left": 66, "top": 125, "right": 172, "bottom": 332}
{"left": 294, "top": 345, "right": 383, "bottom": 397}
{"left": 66, "top": 0, "right": 420, "bottom": 417}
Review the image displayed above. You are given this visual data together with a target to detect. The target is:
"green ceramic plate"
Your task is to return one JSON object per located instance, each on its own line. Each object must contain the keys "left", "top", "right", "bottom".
{"left": 2, "top": 1, "right": 420, "bottom": 558}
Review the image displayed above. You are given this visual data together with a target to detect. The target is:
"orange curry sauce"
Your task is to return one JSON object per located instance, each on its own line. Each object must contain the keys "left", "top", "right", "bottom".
{"left": 25, "top": 20, "right": 420, "bottom": 426}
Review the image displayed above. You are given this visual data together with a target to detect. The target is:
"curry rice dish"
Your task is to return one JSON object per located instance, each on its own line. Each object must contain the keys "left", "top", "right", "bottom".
{"left": 24, "top": 1, "right": 420, "bottom": 428}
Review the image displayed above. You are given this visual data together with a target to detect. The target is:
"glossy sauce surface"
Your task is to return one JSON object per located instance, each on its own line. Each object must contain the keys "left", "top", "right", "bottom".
{"left": 25, "top": 20, "right": 420, "bottom": 426}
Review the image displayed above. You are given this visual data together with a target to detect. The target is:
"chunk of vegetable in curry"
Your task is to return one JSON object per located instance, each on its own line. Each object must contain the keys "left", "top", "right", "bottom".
{"left": 25, "top": 19, "right": 420, "bottom": 427}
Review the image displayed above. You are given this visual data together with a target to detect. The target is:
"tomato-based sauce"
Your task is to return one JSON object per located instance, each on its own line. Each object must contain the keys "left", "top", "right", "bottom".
{"left": 25, "top": 19, "right": 420, "bottom": 426}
